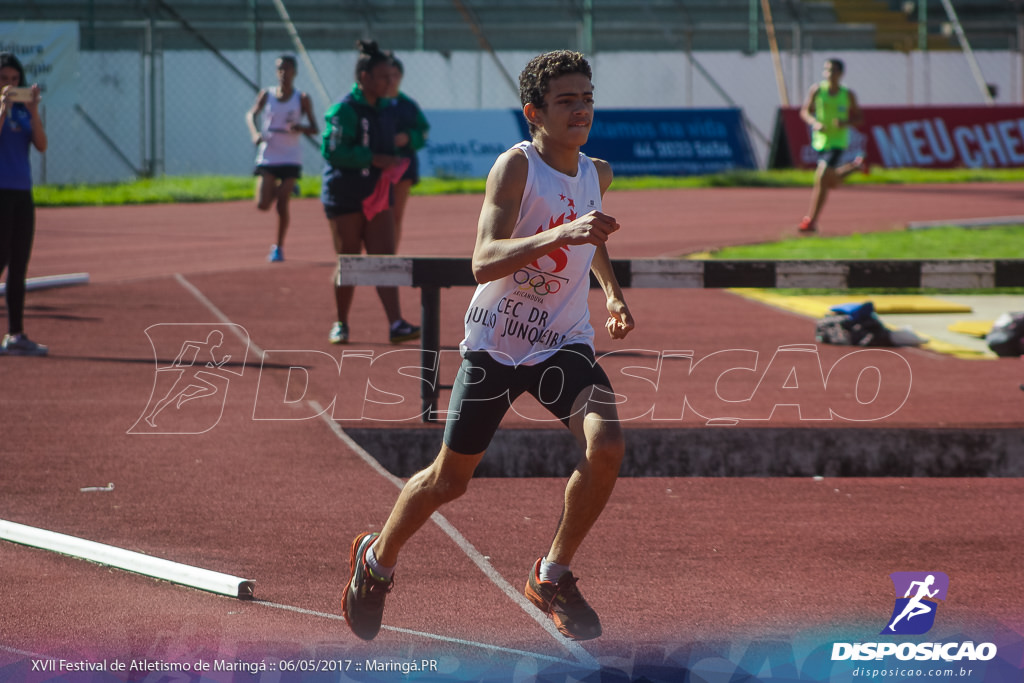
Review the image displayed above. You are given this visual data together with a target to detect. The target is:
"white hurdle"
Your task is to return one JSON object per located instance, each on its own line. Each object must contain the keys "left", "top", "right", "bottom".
{"left": 0, "top": 519, "right": 255, "bottom": 599}
{"left": 0, "top": 272, "right": 90, "bottom": 295}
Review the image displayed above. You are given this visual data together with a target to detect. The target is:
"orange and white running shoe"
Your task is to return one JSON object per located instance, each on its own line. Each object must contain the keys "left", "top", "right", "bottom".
{"left": 524, "top": 557, "right": 602, "bottom": 641}
{"left": 342, "top": 532, "right": 393, "bottom": 641}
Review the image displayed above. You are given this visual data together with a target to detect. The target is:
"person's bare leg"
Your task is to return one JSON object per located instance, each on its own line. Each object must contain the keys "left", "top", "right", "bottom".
{"left": 806, "top": 163, "right": 835, "bottom": 227}
{"left": 836, "top": 156, "right": 865, "bottom": 180}
{"left": 363, "top": 209, "right": 403, "bottom": 324}
{"left": 545, "top": 386, "right": 624, "bottom": 566}
{"left": 372, "top": 444, "right": 485, "bottom": 568}
{"left": 275, "top": 178, "right": 296, "bottom": 248}
{"left": 330, "top": 213, "right": 366, "bottom": 323}
{"left": 391, "top": 179, "right": 413, "bottom": 250}
{"left": 256, "top": 172, "right": 277, "bottom": 211}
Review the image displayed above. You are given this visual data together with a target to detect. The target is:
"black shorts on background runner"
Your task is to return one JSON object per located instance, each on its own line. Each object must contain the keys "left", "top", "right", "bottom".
{"left": 255, "top": 163, "right": 302, "bottom": 179}
{"left": 818, "top": 148, "right": 844, "bottom": 168}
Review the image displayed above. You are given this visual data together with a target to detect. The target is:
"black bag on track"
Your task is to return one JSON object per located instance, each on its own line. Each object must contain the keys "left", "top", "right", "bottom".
{"left": 986, "top": 312, "right": 1024, "bottom": 357}
{"left": 815, "top": 301, "right": 893, "bottom": 347}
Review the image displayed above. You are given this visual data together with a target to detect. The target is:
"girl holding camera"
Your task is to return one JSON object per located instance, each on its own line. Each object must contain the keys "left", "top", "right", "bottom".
{"left": 0, "top": 52, "right": 49, "bottom": 356}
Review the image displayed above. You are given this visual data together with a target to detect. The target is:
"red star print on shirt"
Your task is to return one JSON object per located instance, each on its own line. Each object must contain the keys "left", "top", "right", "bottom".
{"left": 530, "top": 196, "right": 578, "bottom": 273}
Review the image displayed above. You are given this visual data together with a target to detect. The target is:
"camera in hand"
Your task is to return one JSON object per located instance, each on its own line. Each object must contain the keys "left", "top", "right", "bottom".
{"left": 7, "top": 87, "right": 34, "bottom": 103}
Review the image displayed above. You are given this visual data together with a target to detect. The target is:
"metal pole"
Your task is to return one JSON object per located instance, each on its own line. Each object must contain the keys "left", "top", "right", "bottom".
{"left": 918, "top": 0, "right": 927, "bottom": 52}
{"left": 686, "top": 51, "right": 772, "bottom": 148}
{"left": 924, "top": 49, "right": 931, "bottom": 104}
{"left": 583, "top": 0, "right": 593, "bottom": 54}
{"left": 75, "top": 104, "right": 144, "bottom": 176}
{"left": 420, "top": 286, "right": 441, "bottom": 422}
{"left": 1019, "top": 14, "right": 1023, "bottom": 103}
{"left": 270, "top": 0, "right": 332, "bottom": 111}
{"left": 794, "top": 23, "right": 803, "bottom": 94}
{"left": 451, "top": 0, "right": 520, "bottom": 101}
{"left": 139, "top": 30, "right": 146, "bottom": 175}
{"left": 87, "top": 0, "right": 95, "bottom": 50}
{"left": 415, "top": 0, "right": 425, "bottom": 51}
{"left": 250, "top": 0, "right": 260, "bottom": 89}
{"left": 938, "top": 0, "right": 994, "bottom": 105}
{"left": 147, "top": 15, "right": 156, "bottom": 177}
{"left": 907, "top": 51, "right": 913, "bottom": 105}
{"left": 749, "top": 0, "right": 759, "bottom": 54}
{"left": 686, "top": 31, "right": 693, "bottom": 107}
{"left": 760, "top": 0, "right": 789, "bottom": 106}
{"left": 155, "top": 35, "right": 164, "bottom": 176}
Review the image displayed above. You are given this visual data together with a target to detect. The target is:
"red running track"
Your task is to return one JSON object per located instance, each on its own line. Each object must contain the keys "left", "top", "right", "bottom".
{"left": 1, "top": 184, "right": 1022, "bottom": 681}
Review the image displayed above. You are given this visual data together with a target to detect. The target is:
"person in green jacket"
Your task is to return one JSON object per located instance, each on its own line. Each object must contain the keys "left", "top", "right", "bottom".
{"left": 798, "top": 58, "right": 865, "bottom": 234}
{"left": 320, "top": 40, "right": 420, "bottom": 345}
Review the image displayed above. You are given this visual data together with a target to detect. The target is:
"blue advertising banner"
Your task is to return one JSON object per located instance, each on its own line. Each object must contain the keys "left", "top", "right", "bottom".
{"left": 514, "top": 108, "right": 758, "bottom": 176}
{"left": 419, "top": 109, "right": 523, "bottom": 179}
{"left": 422, "top": 108, "right": 756, "bottom": 178}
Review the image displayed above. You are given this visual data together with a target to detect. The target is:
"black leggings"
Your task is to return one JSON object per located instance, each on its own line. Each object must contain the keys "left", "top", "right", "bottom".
{"left": 0, "top": 189, "right": 36, "bottom": 335}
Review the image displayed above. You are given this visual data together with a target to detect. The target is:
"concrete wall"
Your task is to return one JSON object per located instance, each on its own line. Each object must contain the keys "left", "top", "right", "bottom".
{"left": 347, "top": 427, "right": 1024, "bottom": 477}
{"left": 30, "top": 48, "right": 1024, "bottom": 184}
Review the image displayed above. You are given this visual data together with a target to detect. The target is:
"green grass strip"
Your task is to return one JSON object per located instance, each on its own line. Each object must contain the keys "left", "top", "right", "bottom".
{"left": 32, "top": 168, "right": 1024, "bottom": 207}
{"left": 707, "top": 226, "right": 1024, "bottom": 260}
{"left": 704, "top": 225, "right": 1024, "bottom": 295}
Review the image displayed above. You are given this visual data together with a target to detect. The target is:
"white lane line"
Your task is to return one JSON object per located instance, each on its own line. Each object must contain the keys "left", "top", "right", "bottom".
{"left": 174, "top": 274, "right": 265, "bottom": 359}
{"left": 0, "top": 644, "right": 47, "bottom": 659}
{"left": 312, "top": 399, "right": 405, "bottom": 488}
{"left": 311, "top": 403, "right": 599, "bottom": 670}
{"left": 257, "top": 600, "right": 578, "bottom": 666}
{"left": 174, "top": 277, "right": 598, "bottom": 670}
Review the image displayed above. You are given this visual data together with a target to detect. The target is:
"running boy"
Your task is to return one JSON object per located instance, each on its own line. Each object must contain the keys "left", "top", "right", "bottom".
{"left": 342, "top": 50, "right": 635, "bottom": 642}
{"left": 246, "top": 54, "right": 318, "bottom": 262}
{"left": 798, "top": 58, "right": 865, "bottom": 234}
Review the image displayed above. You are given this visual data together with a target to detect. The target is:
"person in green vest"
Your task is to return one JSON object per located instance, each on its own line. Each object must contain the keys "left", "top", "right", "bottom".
{"left": 798, "top": 58, "right": 865, "bottom": 234}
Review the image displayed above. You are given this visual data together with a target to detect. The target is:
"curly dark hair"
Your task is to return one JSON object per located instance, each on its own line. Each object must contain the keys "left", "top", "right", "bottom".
{"left": 518, "top": 50, "right": 591, "bottom": 109}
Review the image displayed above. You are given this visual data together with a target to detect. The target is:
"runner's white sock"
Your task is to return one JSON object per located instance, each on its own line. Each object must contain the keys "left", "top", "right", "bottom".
{"left": 539, "top": 557, "right": 570, "bottom": 583}
{"left": 366, "top": 542, "right": 395, "bottom": 580}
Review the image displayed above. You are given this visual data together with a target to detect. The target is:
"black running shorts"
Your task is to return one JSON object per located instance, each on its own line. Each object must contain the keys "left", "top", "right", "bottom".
{"left": 442, "top": 343, "right": 613, "bottom": 455}
{"left": 321, "top": 170, "right": 380, "bottom": 219}
{"left": 817, "top": 148, "right": 844, "bottom": 168}
{"left": 255, "top": 163, "right": 302, "bottom": 180}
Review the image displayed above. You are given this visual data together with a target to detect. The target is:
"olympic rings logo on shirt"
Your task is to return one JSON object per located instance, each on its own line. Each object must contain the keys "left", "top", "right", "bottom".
{"left": 513, "top": 268, "right": 566, "bottom": 295}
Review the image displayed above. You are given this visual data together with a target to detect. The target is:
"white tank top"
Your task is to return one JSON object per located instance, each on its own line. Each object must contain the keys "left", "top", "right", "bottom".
{"left": 460, "top": 141, "right": 602, "bottom": 366}
{"left": 256, "top": 89, "right": 303, "bottom": 166}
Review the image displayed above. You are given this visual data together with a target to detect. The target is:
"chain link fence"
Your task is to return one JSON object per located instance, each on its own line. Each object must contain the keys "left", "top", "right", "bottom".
{"left": 7, "top": 2, "right": 1024, "bottom": 184}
